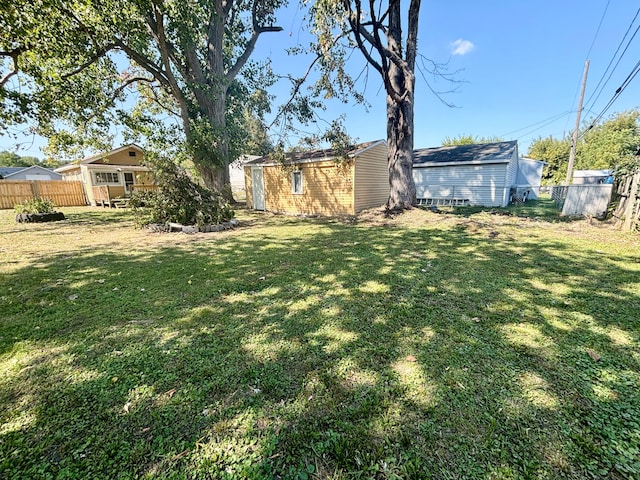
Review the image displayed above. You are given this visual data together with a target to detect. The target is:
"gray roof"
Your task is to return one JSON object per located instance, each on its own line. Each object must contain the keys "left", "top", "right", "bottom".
{"left": 0, "top": 167, "right": 27, "bottom": 178}
{"left": 413, "top": 141, "right": 518, "bottom": 166}
{"left": 244, "top": 140, "right": 385, "bottom": 166}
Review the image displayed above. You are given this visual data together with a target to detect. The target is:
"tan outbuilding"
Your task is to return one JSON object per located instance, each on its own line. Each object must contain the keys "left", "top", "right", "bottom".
{"left": 244, "top": 140, "right": 389, "bottom": 216}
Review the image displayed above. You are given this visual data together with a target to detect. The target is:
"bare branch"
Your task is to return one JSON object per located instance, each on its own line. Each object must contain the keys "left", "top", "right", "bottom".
{"left": 225, "top": 0, "right": 283, "bottom": 82}
{"left": 61, "top": 43, "right": 117, "bottom": 79}
{"left": 0, "top": 47, "right": 24, "bottom": 88}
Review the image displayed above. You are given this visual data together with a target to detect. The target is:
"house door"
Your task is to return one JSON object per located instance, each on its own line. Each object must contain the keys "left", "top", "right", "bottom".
{"left": 124, "top": 172, "right": 135, "bottom": 194}
{"left": 251, "top": 167, "right": 265, "bottom": 210}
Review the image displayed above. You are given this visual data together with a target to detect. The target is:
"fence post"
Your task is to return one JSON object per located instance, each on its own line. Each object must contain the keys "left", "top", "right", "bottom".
{"left": 31, "top": 181, "right": 40, "bottom": 200}
{"left": 623, "top": 171, "right": 640, "bottom": 231}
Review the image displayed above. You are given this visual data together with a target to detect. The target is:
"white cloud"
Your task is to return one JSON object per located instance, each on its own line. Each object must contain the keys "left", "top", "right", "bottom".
{"left": 451, "top": 39, "right": 475, "bottom": 56}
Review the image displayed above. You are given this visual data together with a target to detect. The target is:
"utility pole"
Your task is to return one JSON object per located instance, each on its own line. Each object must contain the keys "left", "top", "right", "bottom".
{"left": 566, "top": 59, "right": 590, "bottom": 184}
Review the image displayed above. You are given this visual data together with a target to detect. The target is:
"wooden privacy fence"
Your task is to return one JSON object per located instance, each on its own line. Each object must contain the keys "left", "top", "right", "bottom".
{"left": 613, "top": 170, "right": 640, "bottom": 231}
{"left": 0, "top": 180, "right": 87, "bottom": 209}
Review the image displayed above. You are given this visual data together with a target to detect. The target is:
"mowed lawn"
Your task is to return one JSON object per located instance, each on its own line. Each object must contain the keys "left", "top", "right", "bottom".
{"left": 1, "top": 205, "right": 639, "bottom": 479}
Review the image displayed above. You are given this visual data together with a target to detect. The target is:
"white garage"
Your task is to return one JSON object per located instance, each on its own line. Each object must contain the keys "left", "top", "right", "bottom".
{"left": 413, "top": 141, "right": 520, "bottom": 207}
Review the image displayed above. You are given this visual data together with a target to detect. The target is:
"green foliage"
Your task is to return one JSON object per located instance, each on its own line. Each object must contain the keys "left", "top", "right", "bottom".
{"left": 579, "top": 110, "right": 640, "bottom": 170}
{"left": 527, "top": 136, "right": 572, "bottom": 184}
{"left": 528, "top": 110, "right": 640, "bottom": 183}
{"left": 441, "top": 134, "right": 504, "bottom": 146}
{"left": 0, "top": 151, "right": 40, "bottom": 167}
{"left": 129, "top": 159, "right": 233, "bottom": 228}
{"left": 13, "top": 197, "right": 56, "bottom": 214}
{"left": 1, "top": 0, "right": 285, "bottom": 189}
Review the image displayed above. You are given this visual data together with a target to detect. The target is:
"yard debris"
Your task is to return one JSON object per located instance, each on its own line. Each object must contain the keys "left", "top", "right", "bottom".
{"left": 586, "top": 349, "right": 601, "bottom": 362}
{"left": 98, "top": 279, "right": 105, "bottom": 284}
{"left": 68, "top": 294, "right": 78, "bottom": 300}
{"left": 405, "top": 355, "right": 417, "bottom": 362}
{"left": 163, "top": 388, "right": 177, "bottom": 398}
{"left": 123, "top": 401, "right": 131, "bottom": 413}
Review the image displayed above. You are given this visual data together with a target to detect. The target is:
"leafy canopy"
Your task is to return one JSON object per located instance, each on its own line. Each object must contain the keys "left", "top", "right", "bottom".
{"left": 1, "top": 0, "right": 285, "bottom": 190}
{"left": 527, "top": 110, "right": 640, "bottom": 184}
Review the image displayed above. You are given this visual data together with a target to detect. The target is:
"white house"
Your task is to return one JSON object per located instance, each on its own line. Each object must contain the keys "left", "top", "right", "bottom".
{"left": 515, "top": 157, "right": 546, "bottom": 200}
{"left": 412, "top": 141, "right": 520, "bottom": 207}
{"left": 0, "top": 165, "right": 63, "bottom": 181}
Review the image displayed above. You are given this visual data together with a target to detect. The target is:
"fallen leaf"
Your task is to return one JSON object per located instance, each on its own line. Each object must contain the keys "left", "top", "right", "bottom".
{"left": 405, "top": 355, "right": 417, "bottom": 362}
{"left": 123, "top": 401, "right": 131, "bottom": 413}
{"left": 164, "top": 388, "right": 177, "bottom": 398}
{"left": 98, "top": 279, "right": 105, "bottom": 284}
{"left": 112, "top": 376, "right": 118, "bottom": 382}
{"left": 473, "top": 317, "right": 480, "bottom": 322}
{"left": 586, "top": 349, "right": 601, "bottom": 362}
{"left": 68, "top": 294, "right": 78, "bottom": 300}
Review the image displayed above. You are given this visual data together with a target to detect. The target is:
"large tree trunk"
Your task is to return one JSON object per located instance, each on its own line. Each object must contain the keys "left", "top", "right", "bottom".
{"left": 386, "top": 92, "right": 416, "bottom": 210}
{"left": 195, "top": 161, "right": 230, "bottom": 193}
{"left": 385, "top": 0, "right": 417, "bottom": 211}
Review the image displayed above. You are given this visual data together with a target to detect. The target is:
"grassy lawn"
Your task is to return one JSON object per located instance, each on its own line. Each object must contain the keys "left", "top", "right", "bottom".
{"left": 1, "top": 205, "right": 639, "bottom": 479}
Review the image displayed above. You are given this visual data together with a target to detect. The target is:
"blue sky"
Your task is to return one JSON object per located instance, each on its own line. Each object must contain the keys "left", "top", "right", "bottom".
{"left": 2, "top": 0, "right": 639, "bottom": 159}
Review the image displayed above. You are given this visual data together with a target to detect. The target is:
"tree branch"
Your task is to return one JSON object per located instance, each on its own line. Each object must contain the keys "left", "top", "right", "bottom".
{"left": 225, "top": 1, "right": 282, "bottom": 82}
{"left": 61, "top": 43, "right": 117, "bottom": 79}
{"left": 0, "top": 47, "right": 24, "bottom": 88}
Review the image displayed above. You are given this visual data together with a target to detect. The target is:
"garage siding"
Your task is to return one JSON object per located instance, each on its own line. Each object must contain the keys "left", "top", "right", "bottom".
{"left": 354, "top": 142, "right": 389, "bottom": 212}
{"left": 252, "top": 160, "right": 355, "bottom": 216}
{"left": 413, "top": 163, "right": 510, "bottom": 207}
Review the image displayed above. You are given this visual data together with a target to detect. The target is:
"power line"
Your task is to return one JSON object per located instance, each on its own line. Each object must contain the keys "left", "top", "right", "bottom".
{"left": 580, "top": 59, "right": 640, "bottom": 138}
{"left": 499, "top": 110, "right": 572, "bottom": 138}
{"left": 583, "top": 7, "right": 640, "bottom": 114}
{"left": 585, "top": 0, "right": 612, "bottom": 59}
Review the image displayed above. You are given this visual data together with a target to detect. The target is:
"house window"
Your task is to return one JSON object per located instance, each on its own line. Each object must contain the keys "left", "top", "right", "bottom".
{"left": 291, "top": 170, "right": 303, "bottom": 194}
{"left": 129, "top": 151, "right": 137, "bottom": 157}
{"left": 94, "top": 172, "right": 120, "bottom": 184}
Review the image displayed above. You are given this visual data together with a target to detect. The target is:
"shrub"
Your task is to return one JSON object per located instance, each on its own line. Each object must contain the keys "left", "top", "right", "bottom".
{"left": 14, "top": 198, "right": 57, "bottom": 214}
{"left": 129, "top": 159, "right": 234, "bottom": 228}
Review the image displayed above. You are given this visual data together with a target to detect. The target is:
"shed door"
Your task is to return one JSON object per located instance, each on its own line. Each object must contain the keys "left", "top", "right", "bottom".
{"left": 251, "top": 167, "right": 265, "bottom": 210}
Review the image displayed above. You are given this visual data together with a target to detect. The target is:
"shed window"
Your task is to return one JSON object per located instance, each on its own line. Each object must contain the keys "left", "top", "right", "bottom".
{"left": 94, "top": 172, "right": 120, "bottom": 184}
{"left": 291, "top": 170, "right": 303, "bottom": 194}
{"left": 129, "top": 151, "right": 137, "bottom": 157}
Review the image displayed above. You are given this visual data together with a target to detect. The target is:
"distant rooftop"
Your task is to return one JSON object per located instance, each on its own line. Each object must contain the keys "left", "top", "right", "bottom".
{"left": 0, "top": 167, "right": 27, "bottom": 177}
{"left": 245, "top": 140, "right": 385, "bottom": 166}
{"left": 413, "top": 141, "right": 518, "bottom": 166}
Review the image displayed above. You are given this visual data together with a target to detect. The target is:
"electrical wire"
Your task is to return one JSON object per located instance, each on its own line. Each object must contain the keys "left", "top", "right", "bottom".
{"left": 583, "top": 7, "right": 640, "bottom": 114}
{"left": 499, "top": 110, "right": 572, "bottom": 138}
{"left": 585, "top": 0, "right": 611, "bottom": 59}
{"left": 580, "top": 59, "right": 640, "bottom": 138}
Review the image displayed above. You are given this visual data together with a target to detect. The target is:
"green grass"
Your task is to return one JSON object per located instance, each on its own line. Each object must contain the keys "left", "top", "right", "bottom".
{"left": 1, "top": 206, "right": 639, "bottom": 479}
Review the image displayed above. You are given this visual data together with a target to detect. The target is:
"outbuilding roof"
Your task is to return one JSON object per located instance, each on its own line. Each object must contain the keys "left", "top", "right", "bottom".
{"left": 0, "top": 165, "right": 60, "bottom": 178}
{"left": 413, "top": 141, "right": 518, "bottom": 167}
{"left": 0, "top": 167, "right": 26, "bottom": 178}
{"left": 244, "top": 139, "right": 386, "bottom": 167}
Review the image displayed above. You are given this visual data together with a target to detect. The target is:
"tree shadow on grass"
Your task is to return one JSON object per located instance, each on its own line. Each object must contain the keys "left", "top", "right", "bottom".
{"left": 1, "top": 218, "right": 639, "bottom": 478}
